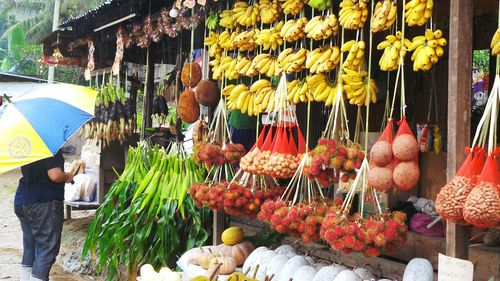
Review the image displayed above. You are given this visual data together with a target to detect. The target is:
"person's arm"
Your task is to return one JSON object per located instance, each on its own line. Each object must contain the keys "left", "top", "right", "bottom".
{"left": 47, "top": 167, "right": 74, "bottom": 183}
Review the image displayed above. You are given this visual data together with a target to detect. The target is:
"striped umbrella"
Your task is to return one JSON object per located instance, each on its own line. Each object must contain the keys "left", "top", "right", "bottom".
{"left": 0, "top": 83, "right": 97, "bottom": 174}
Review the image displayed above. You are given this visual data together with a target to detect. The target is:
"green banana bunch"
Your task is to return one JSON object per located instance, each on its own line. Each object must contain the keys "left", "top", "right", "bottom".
{"left": 308, "top": 0, "right": 331, "bottom": 10}
{"left": 205, "top": 12, "right": 219, "bottom": 31}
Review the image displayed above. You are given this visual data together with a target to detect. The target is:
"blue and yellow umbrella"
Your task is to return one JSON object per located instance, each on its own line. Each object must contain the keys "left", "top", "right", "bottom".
{"left": 0, "top": 84, "right": 97, "bottom": 174}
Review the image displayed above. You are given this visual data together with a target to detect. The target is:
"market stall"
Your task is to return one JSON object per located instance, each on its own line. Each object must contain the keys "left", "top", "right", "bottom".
{"left": 40, "top": 0, "right": 500, "bottom": 280}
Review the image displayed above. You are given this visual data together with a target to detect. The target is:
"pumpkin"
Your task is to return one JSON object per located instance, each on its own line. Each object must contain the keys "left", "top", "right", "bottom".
{"left": 313, "top": 266, "right": 343, "bottom": 281}
{"left": 178, "top": 89, "right": 200, "bottom": 123}
{"left": 253, "top": 250, "right": 277, "bottom": 281}
{"left": 274, "top": 244, "right": 296, "bottom": 255}
{"left": 213, "top": 241, "right": 254, "bottom": 266}
{"left": 353, "top": 268, "right": 376, "bottom": 280}
{"left": 195, "top": 79, "right": 219, "bottom": 106}
{"left": 221, "top": 227, "right": 244, "bottom": 245}
{"left": 393, "top": 134, "right": 418, "bottom": 161}
{"left": 192, "top": 251, "right": 216, "bottom": 269}
{"left": 291, "top": 265, "right": 318, "bottom": 281}
{"left": 368, "top": 166, "right": 394, "bottom": 192}
{"left": 393, "top": 161, "right": 420, "bottom": 191}
{"left": 207, "top": 256, "right": 237, "bottom": 275}
{"left": 266, "top": 255, "right": 290, "bottom": 279}
{"left": 402, "top": 258, "right": 433, "bottom": 281}
{"left": 332, "top": 270, "right": 361, "bottom": 281}
{"left": 370, "top": 141, "right": 393, "bottom": 166}
{"left": 242, "top": 246, "right": 268, "bottom": 274}
{"left": 181, "top": 62, "right": 202, "bottom": 88}
{"left": 277, "top": 255, "right": 310, "bottom": 281}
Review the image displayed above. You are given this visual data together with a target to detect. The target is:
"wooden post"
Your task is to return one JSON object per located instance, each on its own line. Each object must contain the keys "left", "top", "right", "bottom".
{"left": 213, "top": 211, "right": 225, "bottom": 245}
{"left": 446, "top": 0, "right": 473, "bottom": 259}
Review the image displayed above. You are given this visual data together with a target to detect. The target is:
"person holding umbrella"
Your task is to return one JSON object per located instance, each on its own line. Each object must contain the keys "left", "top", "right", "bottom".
{"left": 0, "top": 85, "right": 97, "bottom": 281}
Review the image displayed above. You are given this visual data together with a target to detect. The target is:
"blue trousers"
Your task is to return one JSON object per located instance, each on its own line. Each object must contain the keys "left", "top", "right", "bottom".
{"left": 14, "top": 201, "right": 64, "bottom": 281}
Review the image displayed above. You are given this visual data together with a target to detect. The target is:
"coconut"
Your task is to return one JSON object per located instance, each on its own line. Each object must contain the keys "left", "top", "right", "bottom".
{"left": 393, "top": 134, "right": 418, "bottom": 161}
{"left": 368, "top": 166, "right": 394, "bottom": 192}
{"left": 370, "top": 141, "right": 393, "bottom": 166}
{"left": 195, "top": 79, "right": 219, "bottom": 106}
{"left": 177, "top": 89, "right": 200, "bottom": 123}
{"left": 393, "top": 161, "right": 420, "bottom": 191}
{"left": 181, "top": 62, "right": 202, "bottom": 88}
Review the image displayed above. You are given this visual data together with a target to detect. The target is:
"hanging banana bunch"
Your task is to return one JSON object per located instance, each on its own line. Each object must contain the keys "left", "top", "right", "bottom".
{"left": 255, "top": 21, "right": 284, "bottom": 51}
{"left": 259, "top": 0, "right": 281, "bottom": 24}
{"left": 342, "top": 68, "right": 379, "bottom": 107}
{"left": 341, "top": 40, "right": 366, "bottom": 69}
{"left": 404, "top": 0, "right": 433, "bottom": 26}
{"left": 281, "top": 0, "right": 306, "bottom": 15}
{"left": 378, "top": 31, "right": 411, "bottom": 71}
{"left": 278, "top": 48, "right": 308, "bottom": 74}
{"left": 339, "top": 0, "right": 369, "bottom": 30}
{"left": 232, "top": 2, "right": 260, "bottom": 27}
{"left": 304, "top": 14, "right": 339, "bottom": 40}
{"left": 306, "top": 46, "right": 341, "bottom": 74}
{"left": 371, "top": 0, "right": 397, "bottom": 33}
{"left": 280, "top": 18, "right": 308, "bottom": 42}
{"left": 287, "top": 79, "right": 314, "bottom": 104}
{"left": 252, "top": 54, "right": 282, "bottom": 77}
{"left": 409, "top": 29, "right": 447, "bottom": 71}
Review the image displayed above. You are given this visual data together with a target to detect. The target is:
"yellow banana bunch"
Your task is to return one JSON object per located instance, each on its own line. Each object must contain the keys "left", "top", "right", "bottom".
{"left": 306, "top": 46, "right": 341, "bottom": 73}
{"left": 251, "top": 79, "right": 277, "bottom": 114}
{"left": 211, "top": 56, "right": 240, "bottom": 80}
{"left": 280, "top": 0, "right": 306, "bottom": 15}
{"left": 255, "top": 21, "right": 284, "bottom": 51}
{"left": 341, "top": 40, "right": 365, "bottom": 69}
{"left": 342, "top": 68, "right": 378, "bottom": 106}
{"left": 307, "top": 74, "right": 342, "bottom": 106}
{"left": 404, "top": 0, "right": 433, "bottom": 27}
{"left": 377, "top": 32, "right": 411, "bottom": 71}
{"left": 233, "top": 2, "right": 260, "bottom": 27}
{"left": 371, "top": 0, "right": 397, "bottom": 33}
{"left": 225, "top": 81, "right": 276, "bottom": 116}
{"left": 210, "top": 57, "right": 222, "bottom": 80}
{"left": 236, "top": 56, "right": 259, "bottom": 77}
{"left": 287, "top": 79, "right": 313, "bottom": 104}
{"left": 339, "top": 0, "right": 369, "bottom": 30}
{"left": 304, "top": 14, "right": 339, "bottom": 40}
{"left": 220, "top": 9, "right": 236, "bottom": 29}
{"left": 252, "top": 54, "right": 282, "bottom": 77}
{"left": 409, "top": 29, "right": 447, "bottom": 71}
{"left": 204, "top": 31, "right": 222, "bottom": 58}
{"left": 491, "top": 28, "right": 500, "bottom": 55}
{"left": 280, "top": 18, "right": 308, "bottom": 42}
{"left": 219, "top": 30, "right": 238, "bottom": 51}
{"left": 225, "top": 84, "right": 252, "bottom": 114}
{"left": 278, "top": 48, "right": 308, "bottom": 74}
{"left": 233, "top": 29, "right": 259, "bottom": 51}
{"left": 259, "top": 0, "right": 281, "bottom": 24}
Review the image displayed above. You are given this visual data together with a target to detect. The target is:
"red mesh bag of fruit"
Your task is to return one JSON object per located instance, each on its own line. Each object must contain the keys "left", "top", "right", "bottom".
{"left": 368, "top": 119, "right": 395, "bottom": 192}
{"left": 435, "top": 147, "right": 485, "bottom": 223}
{"left": 263, "top": 124, "right": 306, "bottom": 178}
{"left": 240, "top": 125, "right": 274, "bottom": 175}
{"left": 463, "top": 152, "right": 500, "bottom": 227}
{"left": 392, "top": 118, "right": 420, "bottom": 191}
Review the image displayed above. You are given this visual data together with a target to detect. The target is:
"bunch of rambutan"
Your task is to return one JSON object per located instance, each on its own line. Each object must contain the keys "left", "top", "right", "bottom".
{"left": 303, "top": 138, "right": 365, "bottom": 186}
{"left": 188, "top": 181, "right": 228, "bottom": 211}
{"left": 223, "top": 143, "right": 247, "bottom": 164}
{"left": 257, "top": 199, "right": 342, "bottom": 243}
{"left": 222, "top": 182, "right": 284, "bottom": 218}
{"left": 193, "top": 142, "right": 247, "bottom": 167}
{"left": 319, "top": 209, "right": 407, "bottom": 256}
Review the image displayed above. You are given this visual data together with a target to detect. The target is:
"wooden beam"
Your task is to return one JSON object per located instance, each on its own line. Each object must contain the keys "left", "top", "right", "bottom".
{"left": 213, "top": 211, "right": 225, "bottom": 245}
{"left": 446, "top": 0, "right": 473, "bottom": 259}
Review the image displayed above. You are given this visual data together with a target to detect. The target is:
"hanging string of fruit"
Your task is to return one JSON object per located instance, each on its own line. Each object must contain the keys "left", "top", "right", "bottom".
{"left": 82, "top": 75, "right": 135, "bottom": 146}
{"left": 320, "top": 0, "right": 408, "bottom": 256}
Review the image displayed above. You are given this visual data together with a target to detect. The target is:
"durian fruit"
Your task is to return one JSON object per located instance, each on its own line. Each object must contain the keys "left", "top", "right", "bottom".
{"left": 195, "top": 79, "right": 220, "bottom": 106}
{"left": 178, "top": 89, "right": 200, "bottom": 123}
{"left": 182, "top": 62, "right": 202, "bottom": 87}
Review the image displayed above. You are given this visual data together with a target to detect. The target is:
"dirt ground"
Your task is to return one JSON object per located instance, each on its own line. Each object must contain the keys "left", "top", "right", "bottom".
{"left": 0, "top": 169, "right": 99, "bottom": 281}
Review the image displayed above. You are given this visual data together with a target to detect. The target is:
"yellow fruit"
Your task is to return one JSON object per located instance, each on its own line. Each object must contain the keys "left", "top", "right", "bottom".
{"left": 221, "top": 227, "right": 245, "bottom": 245}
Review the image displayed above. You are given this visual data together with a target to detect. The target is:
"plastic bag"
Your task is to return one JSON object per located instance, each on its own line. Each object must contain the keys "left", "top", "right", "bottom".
{"left": 435, "top": 148, "right": 485, "bottom": 224}
{"left": 463, "top": 153, "right": 500, "bottom": 227}
{"left": 80, "top": 174, "right": 96, "bottom": 202}
{"left": 368, "top": 119, "right": 395, "bottom": 192}
{"left": 392, "top": 118, "right": 420, "bottom": 191}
